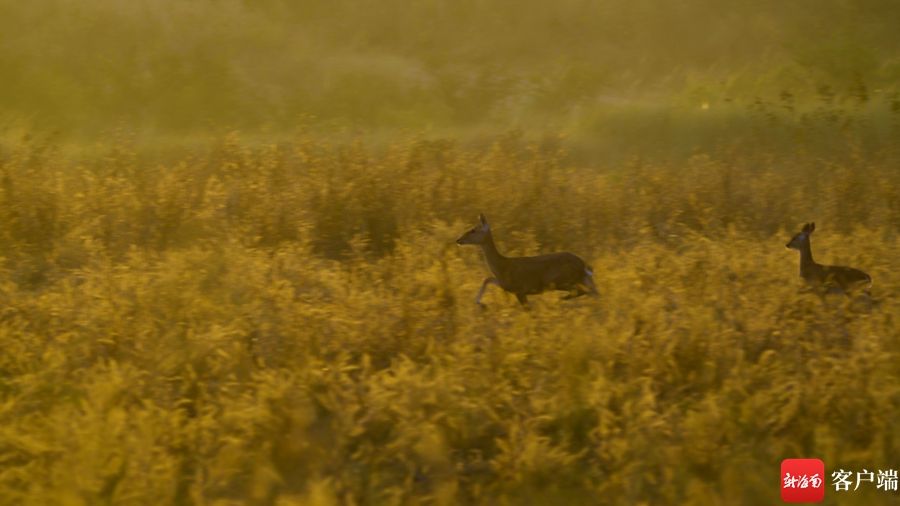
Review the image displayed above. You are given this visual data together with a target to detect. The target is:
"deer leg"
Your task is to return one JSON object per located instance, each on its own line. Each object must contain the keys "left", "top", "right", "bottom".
{"left": 561, "top": 289, "right": 586, "bottom": 300}
{"left": 475, "top": 277, "right": 499, "bottom": 305}
{"left": 562, "top": 278, "right": 598, "bottom": 301}
{"left": 859, "top": 288, "right": 879, "bottom": 308}
{"left": 515, "top": 293, "right": 528, "bottom": 305}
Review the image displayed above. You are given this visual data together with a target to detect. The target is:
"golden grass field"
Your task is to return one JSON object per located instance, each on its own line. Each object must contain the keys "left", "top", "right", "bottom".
{"left": 2, "top": 1, "right": 900, "bottom": 504}
{"left": 0, "top": 131, "right": 897, "bottom": 505}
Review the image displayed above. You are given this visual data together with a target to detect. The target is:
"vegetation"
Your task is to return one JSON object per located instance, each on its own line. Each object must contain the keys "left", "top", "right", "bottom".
{"left": 1, "top": 0, "right": 899, "bottom": 504}
{"left": 1, "top": 128, "right": 898, "bottom": 504}
{"left": 2, "top": 0, "right": 900, "bottom": 140}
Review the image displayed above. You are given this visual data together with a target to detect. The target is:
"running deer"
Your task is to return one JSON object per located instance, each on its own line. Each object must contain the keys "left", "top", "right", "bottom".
{"left": 785, "top": 222, "right": 872, "bottom": 294}
{"left": 456, "top": 214, "right": 597, "bottom": 305}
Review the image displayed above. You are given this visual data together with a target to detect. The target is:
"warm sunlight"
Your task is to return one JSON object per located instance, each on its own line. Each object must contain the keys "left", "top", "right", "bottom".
{"left": 1, "top": 1, "right": 898, "bottom": 504}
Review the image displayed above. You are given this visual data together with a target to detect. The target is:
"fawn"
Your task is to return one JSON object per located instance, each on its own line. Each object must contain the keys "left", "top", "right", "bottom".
{"left": 785, "top": 222, "right": 872, "bottom": 294}
{"left": 456, "top": 214, "right": 597, "bottom": 305}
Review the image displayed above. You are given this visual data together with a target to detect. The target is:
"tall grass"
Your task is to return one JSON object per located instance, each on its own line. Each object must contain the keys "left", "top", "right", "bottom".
{"left": 0, "top": 129, "right": 897, "bottom": 504}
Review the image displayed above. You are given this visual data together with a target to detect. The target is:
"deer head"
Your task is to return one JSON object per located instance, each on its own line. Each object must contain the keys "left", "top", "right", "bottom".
{"left": 456, "top": 214, "right": 491, "bottom": 245}
{"left": 786, "top": 222, "right": 815, "bottom": 250}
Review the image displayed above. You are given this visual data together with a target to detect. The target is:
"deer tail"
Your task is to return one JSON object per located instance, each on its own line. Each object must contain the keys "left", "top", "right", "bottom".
{"left": 583, "top": 265, "right": 598, "bottom": 294}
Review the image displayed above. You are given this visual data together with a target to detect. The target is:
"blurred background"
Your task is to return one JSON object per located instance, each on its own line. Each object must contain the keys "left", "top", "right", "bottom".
{"left": 2, "top": 0, "right": 899, "bottom": 160}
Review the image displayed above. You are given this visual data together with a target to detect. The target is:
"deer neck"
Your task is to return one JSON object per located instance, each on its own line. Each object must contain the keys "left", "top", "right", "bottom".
{"left": 479, "top": 232, "right": 506, "bottom": 277}
{"left": 798, "top": 241, "right": 818, "bottom": 278}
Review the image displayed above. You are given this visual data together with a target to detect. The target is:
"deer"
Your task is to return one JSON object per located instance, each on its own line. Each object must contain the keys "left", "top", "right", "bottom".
{"left": 785, "top": 222, "right": 872, "bottom": 295}
{"left": 456, "top": 214, "right": 597, "bottom": 306}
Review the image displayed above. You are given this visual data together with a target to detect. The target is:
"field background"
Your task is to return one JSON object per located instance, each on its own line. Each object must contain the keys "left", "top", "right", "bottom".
{"left": 1, "top": 1, "right": 900, "bottom": 505}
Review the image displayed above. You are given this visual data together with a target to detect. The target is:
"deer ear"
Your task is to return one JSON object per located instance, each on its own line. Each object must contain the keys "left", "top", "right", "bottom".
{"left": 809, "top": 222, "right": 815, "bottom": 233}
{"left": 479, "top": 213, "right": 488, "bottom": 226}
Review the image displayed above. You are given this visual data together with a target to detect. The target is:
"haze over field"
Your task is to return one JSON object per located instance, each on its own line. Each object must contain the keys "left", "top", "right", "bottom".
{"left": 0, "top": 1, "right": 899, "bottom": 505}
{"left": 2, "top": 0, "right": 900, "bottom": 145}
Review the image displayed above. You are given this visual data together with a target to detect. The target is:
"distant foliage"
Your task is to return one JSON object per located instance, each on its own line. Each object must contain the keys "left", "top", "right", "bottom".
{"left": 0, "top": 132, "right": 898, "bottom": 504}
{"left": 2, "top": 0, "right": 900, "bottom": 134}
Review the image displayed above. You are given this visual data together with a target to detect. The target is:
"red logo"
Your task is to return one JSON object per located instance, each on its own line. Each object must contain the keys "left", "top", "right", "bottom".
{"left": 781, "top": 459, "right": 825, "bottom": 503}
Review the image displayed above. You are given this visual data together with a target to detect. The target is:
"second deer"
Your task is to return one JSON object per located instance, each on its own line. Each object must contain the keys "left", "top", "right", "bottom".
{"left": 785, "top": 222, "right": 872, "bottom": 295}
{"left": 456, "top": 214, "right": 597, "bottom": 306}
